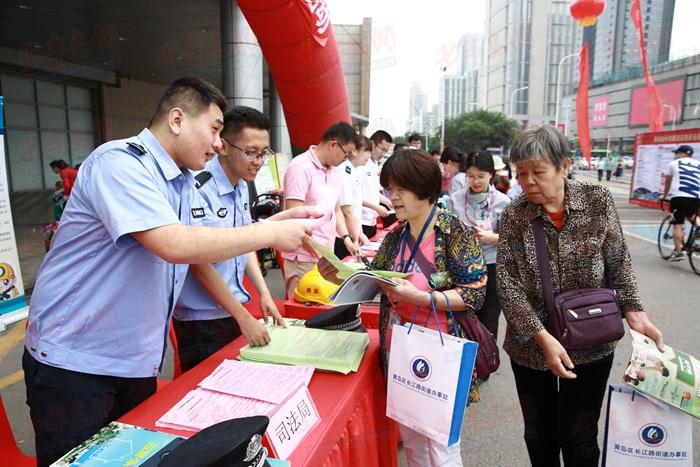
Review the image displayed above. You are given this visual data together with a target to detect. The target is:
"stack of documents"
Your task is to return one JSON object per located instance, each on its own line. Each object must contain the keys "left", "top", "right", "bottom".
{"left": 156, "top": 360, "right": 315, "bottom": 432}
{"left": 240, "top": 326, "right": 370, "bottom": 374}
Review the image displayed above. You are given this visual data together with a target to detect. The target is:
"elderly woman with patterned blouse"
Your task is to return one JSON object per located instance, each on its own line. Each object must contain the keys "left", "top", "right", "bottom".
{"left": 497, "top": 126, "right": 664, "bottom": 467}
{"left": 319, "top": 149, "right": 487, "bottom": 467}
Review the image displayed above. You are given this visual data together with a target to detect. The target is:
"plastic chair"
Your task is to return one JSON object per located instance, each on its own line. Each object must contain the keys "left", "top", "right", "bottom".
{"left": 0, "top": 394, "right": 36, "bottom": 467}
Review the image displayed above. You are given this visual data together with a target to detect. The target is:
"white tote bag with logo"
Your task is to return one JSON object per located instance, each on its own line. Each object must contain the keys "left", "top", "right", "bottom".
{"left": 386, "top": 295, "right": 478, "bottom": 446}
{"left": 603, "top": 385, "right": 693, "bottom": 466}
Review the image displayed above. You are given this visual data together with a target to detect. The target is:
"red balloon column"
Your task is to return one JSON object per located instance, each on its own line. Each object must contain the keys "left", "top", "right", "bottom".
{"left": 569, "top": 0, "right": 606, "bottom": 27}
{"left": 570, "top": 0, "right": 605, "bottom": 166}
{"left": 237, "top": 0, "right": 351, "bottom": 150}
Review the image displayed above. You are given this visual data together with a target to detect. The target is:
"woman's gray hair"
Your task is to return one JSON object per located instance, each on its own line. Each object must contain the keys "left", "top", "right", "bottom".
{"left": 509, "top": 126, "right": 571, "bottom": 170}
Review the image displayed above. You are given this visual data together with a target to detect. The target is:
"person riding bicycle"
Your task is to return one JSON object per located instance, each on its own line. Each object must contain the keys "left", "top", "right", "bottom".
{"left": 659, "top": 145, "right": 700, "bottom": 261}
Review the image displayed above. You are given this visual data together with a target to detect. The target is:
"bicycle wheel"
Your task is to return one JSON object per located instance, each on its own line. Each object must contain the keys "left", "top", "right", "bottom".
{"left": 657, "top": 215, "right": 675, "bottom": 259}
{"left": 688, "top": 227, "right": 700, "bottom": 275}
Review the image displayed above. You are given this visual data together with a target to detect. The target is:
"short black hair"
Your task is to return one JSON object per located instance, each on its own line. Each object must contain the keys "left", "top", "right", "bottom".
{"left": 49, "top": 159, "right": 68, "bottom": 169}
{"left": 320, "top": 121, "right": 356, "bottom": 146}
{"left": 430, "top": 149, "right": 441, "bottom": 156}
{"left": 465, "top": 150, "right": 495, "bottom": 175}
{"left": 380, "top": 149, "right": 441, "bottom": 203}
{"left": 149, "top": 76, "right": 228, "bottom": 127}
{"left": 407, "top": 133, "right": 421, "bottom": 143}
{"left": 392, "top": 143, "right": 407, "bottom": 155}
{"left": 222, "top": 106, "right": 271, "bottom": 141}
{"left": 370, "top": 130, "right": 393, "bottom": 145}
{"left": 439, "top": 147, "right": 462, "bottom": 165}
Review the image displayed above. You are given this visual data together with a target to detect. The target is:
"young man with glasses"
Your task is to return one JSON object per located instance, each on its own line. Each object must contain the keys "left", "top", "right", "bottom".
{"left": 173, "top": 106, "right": 286, "bottom": 371}
{"left": 361, "top": 130, "right": 395, "bottom": 238}
{"left": 282, "top": 121, "right": 359, "bottom": 299}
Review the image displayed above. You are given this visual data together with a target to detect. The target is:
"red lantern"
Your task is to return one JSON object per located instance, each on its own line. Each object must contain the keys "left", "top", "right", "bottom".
{"left": 569, "top": 0, "right": 606, "bottom": 27}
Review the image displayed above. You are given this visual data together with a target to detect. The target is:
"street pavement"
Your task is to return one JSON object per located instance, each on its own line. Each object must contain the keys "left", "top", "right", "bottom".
{"left": 1, "top": 170, "right": 698, "bottom": 466}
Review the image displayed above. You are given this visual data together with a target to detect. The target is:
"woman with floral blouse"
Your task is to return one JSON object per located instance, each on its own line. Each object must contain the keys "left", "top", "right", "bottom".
{"left": 320, "top": 149, "right": 487, "bottom": 467}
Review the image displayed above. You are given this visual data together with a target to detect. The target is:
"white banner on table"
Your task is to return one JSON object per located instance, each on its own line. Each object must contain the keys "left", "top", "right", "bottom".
{"left": 0, "top": 96, "right": 28, "bottom": 328}
{"left": 266, "top": 384, "right": 320, "bottom": 460}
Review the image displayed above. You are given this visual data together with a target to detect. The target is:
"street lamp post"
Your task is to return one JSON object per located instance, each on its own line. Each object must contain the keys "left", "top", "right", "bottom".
{"left": 510, "top": 86, "right": 529, "bottom": 118}
{"left": 554, "top": 52, "right": 580, "bottom": 128}
{"left": 662, "top": 104, "right": 677, "bottom": 130}
{"left": 562, "top": 103, "right": 572, "bottom": 136}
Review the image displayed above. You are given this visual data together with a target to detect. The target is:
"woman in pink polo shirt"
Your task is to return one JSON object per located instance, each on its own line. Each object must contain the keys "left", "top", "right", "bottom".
{"left": 320, "top": 149, "right": 487, "bottom": 467}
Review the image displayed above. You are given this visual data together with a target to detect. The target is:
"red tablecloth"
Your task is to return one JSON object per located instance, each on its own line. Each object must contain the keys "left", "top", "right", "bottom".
{"left": 120, "top": 330, "right": 397, "bottom": 467}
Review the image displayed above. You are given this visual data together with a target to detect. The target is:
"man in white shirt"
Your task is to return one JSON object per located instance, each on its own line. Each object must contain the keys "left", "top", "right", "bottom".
{"left": 361, "top": 130, "right": 394, "bottom": 238}
{"left": 660, "top": 145, "right": 700, "bottom": 261}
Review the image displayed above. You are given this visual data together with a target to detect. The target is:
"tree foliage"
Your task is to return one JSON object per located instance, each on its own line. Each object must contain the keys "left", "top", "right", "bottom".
{"left": 441, "top": 110, "right": 519, "bottom": 153}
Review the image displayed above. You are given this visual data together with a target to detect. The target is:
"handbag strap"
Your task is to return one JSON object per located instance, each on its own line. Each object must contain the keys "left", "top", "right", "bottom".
{"left": 438, "top": 291, "right": 461, "bottom": 337}
{"left": 531, "top": 217, "right": 555, "bottom": 316}
{"left": 407, "top": 292, "right": 445, "bottom": 346}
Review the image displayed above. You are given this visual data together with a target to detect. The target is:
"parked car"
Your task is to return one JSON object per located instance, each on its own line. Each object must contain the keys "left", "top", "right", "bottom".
{"left": 622, "top": 155, "right": 634, "bottom": 169}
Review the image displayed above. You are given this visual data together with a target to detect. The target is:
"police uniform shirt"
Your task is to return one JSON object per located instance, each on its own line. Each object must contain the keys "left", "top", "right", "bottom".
{"left": 175, "top": 156, "right": 252, "bottom": 321}
{"left": 361, "top": 158, "right": 381, "bottom": 227}
{"left": 337, "top": 160, "right": 364, "bottom": 224}
{"left": 25, "top": 128, "right": 197, "bottom": 378}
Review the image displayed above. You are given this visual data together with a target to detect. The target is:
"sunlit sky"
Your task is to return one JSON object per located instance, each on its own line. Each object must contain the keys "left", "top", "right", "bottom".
{"left": 326, "top": 0, "right": 700, "bottom": 135}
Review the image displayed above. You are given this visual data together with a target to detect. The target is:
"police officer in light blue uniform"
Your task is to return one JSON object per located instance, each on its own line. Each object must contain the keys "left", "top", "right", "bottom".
{"left": 22, "top": 78, "right": 312, "bottom": 467}
{"left": 174, "top": 106, "right": 286, "bottom": 372}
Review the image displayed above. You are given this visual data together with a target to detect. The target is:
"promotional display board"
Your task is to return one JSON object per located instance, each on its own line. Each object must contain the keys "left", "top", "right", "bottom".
{"left": 0, "top": 96, "right": 29, "bottom": 327}
{"left": 630, "top": 129, "right": 700, "bottom": 208}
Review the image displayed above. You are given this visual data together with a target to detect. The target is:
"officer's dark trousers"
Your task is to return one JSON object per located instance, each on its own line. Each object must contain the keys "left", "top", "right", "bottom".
{"left": 173, "top": 316, "right": 241, "bottom": 373}
{"left": 510, "top": 354, "right": 614, "bottom": 467}
{"left": 23, "top": 350, "right": 156, "bottom": 467}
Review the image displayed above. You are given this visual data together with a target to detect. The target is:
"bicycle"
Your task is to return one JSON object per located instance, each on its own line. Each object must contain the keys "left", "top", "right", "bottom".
{"left": 657, "top": 199, "right": 700, "bottom": 275}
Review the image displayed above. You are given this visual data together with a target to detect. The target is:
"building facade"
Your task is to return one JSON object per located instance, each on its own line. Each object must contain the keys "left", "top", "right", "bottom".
{"left": 482, "top": 0, "right": 579, "bottom": 126}
{"left": 335, "top": 18, "right": 372, "bottom": 130}
{"left": 563, "top": 54, "right": 700, "bottom": 153}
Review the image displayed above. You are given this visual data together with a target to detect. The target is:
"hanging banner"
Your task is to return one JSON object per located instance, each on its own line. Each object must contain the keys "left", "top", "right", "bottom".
{"left": 630, "top": 129, "right": 700, "bottom": 208}
{"left": 0, "top": 96, "right": 29, "bottom": 326}
{"left": 630, "top": 0, "right": 664, "bottom": 132}
{"left": 576, "top": 42, "right": 592, "bottom": 165}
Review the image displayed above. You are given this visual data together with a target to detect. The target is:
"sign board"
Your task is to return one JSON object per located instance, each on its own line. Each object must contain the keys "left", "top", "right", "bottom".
{"left": 0, "top": 96, "right": 29, "bottom": 328}
{"left": 630, "top": 128, "right": 700, "bottom": 208}
{"left": 266, "top": 384, "right": 320, "bottom": 460}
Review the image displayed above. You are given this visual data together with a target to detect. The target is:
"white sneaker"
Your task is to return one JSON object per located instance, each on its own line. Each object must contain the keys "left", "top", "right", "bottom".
{"left": 669, "top": 251, "right": 685, "bottom": 262}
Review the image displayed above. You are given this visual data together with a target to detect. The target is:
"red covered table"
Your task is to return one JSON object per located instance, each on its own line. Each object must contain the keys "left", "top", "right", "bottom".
{"left": 120, "top": 330, "right": 397, "bottom": 467}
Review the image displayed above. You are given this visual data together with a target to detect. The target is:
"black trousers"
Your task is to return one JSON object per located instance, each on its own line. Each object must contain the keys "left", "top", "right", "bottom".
{"left": 510, "top": 354, "right": 614, "bottom": 467}
{"left": 362, "top": 224, "right": 377, "bottom": 239}
{"left": 173, "top": 316, "right": 241, "bottom": 373}
{"left": 22, "top": 350, "right": 156, "bottom": 467}
{"left": 476, "top": 263, "right": 501, "bottom": 339}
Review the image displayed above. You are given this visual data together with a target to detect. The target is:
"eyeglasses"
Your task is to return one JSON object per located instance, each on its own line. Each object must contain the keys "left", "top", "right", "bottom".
{"left": 335, "top": 141, "right": 354, "bottom": 159}
{"left": 223, "top": 137, "right": 274, "bottom": 162}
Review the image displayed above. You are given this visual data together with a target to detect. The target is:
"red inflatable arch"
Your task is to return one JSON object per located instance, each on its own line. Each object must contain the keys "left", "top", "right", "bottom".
{"left": 237, "top": 0, "right": 352, "bottom": 149}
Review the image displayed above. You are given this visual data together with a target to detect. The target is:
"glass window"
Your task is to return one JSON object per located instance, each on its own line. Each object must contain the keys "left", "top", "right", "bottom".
{"left": 37, "top": 81, "right": 65, "bottom": 106}
{"left": 1, "top": 74, "right": 34, "bottom": 101}
{"left": 4, "top": 102, "right": 37, "bottom": 127}
{"left": 70, "top": 133, "right": 95, "bottom": 166}
{"left": 41, "top": 132, "right": 70, "bottom": 189}
{"left": 67, "top": 86, "right": 92, "bottom": 109}
{"left": 39, "top": 106, "right": 67, "bottom": 130}
{"left": 68, "top": 109, "right": 93, "bottom": 132}
{"left": 6, "top": 130, "right": 43, "bottom": 191}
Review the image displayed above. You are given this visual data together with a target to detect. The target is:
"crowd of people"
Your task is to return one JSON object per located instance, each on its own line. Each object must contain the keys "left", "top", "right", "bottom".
{"left": 28, "top": 75, "right": 666, "bottom": 467}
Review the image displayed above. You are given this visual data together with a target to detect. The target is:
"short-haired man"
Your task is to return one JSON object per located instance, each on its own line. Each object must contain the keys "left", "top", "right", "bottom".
{"left": 660, "top": 144, "right": 700, "bottom": 261}
{"left": 24, "top": 77, "right": 312, "bottom": 466}
{"left": 174, "top": 106, "right": 287, "bottom": 372}
{"left": 361, "top": 130, "right": 395, "bottom": 239}
{"left": 282, "top": 121, "right": 359, "bottom": 298}
{"left": 336, "top": 135, "right": 372, "bottom": 258}
{"left": 408, "top": 133, "right": 422, "bottom": 149}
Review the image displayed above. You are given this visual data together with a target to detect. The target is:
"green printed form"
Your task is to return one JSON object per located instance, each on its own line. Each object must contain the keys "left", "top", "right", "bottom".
{"left": 239, "top": 326, "right": 370, "bottom": 374}
{"left": 305, "top": 238, "right": 409, "bottom": 281}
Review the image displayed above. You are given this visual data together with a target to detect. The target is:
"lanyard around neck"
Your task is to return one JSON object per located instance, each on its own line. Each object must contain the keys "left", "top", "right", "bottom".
{"left": 399, "top": 204, "right": 437, "bottom": 273}
{"left": 464, "top": 188, "right": 495, "bottom": 228}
